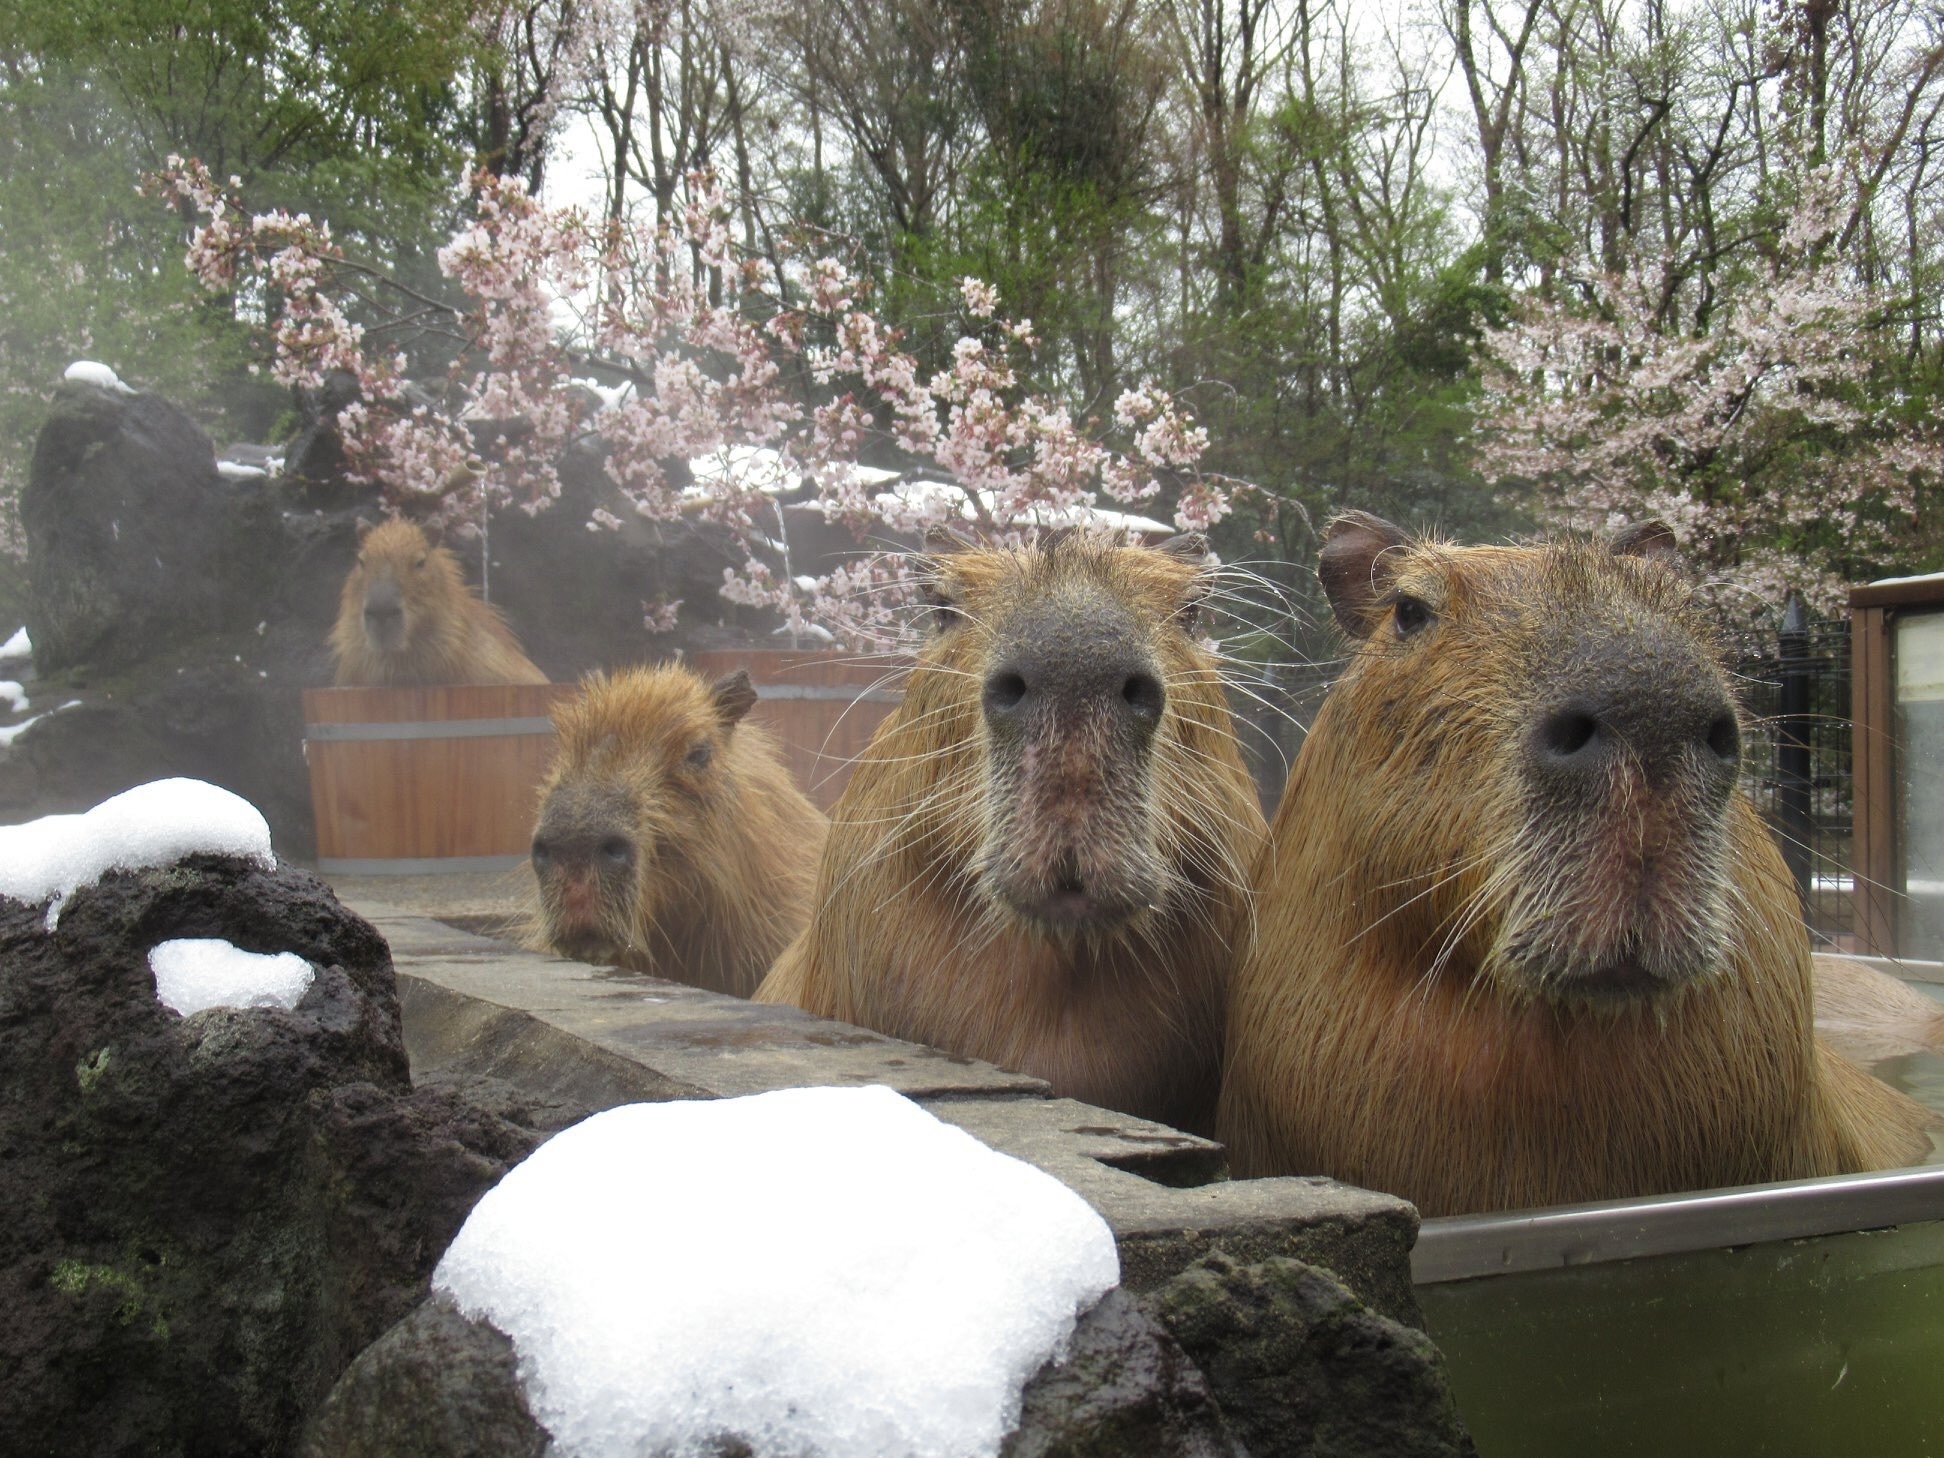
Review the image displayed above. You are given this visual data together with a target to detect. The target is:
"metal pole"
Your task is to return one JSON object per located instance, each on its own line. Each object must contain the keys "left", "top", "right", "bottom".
{"left": 1777, "top": 590, "right": 1813, "bottom": 908}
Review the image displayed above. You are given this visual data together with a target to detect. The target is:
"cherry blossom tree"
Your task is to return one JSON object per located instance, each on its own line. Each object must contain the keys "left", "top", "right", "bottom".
{"left": 151, "top": 158, "right": 1227, "bottom": 644}
{"left": 1473, "top": 165, "right": 1939, "bottom": 613}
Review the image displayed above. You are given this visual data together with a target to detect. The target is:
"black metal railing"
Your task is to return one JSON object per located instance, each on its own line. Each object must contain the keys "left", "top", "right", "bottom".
{"left": 1733, "top": 597, "right": 1855, "bottom": 947}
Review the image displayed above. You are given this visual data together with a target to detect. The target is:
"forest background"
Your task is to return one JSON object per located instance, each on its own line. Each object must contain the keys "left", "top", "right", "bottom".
{"left": 5, "top": 0, "right": 1944, "bottom": 642}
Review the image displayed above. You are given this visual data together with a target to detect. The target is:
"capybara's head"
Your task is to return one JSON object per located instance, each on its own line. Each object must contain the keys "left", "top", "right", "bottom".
{"left": 906, "top": 532, "right": 1234, "bottom": 938}
{"left": 530, "top": 665, "right": 762, "bottom": 964}
{"left": 340, "top": 518, "right": 467, "bottom": 662}
{"left": 1315, "top": 513, "right": 1743, "bottom": 1007}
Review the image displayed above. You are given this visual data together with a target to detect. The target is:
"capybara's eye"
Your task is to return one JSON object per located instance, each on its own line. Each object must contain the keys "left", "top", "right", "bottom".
{"left": 1393, "top": 595, "right": 1432, "bottom": 638}
{"left": 600, "top": 837, "right": 633, "bottom": 866}
{"left": 413, "top": 556, "right": 428, "bottom": 570}
{"left": 685, "top": 741, "right": 713, "bottom": 770}
{"left": 921, "top": 582, "right": 960, "bottom": 631}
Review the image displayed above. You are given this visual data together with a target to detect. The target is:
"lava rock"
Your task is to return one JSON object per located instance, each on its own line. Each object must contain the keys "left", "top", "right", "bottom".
{"left": 0, "top": 855, "right": 576, "bottom": 1457}
{"left": 1145, "top": 1251, "right": 1477, "bottom": 1458}
{"left": 303, "top": 1283, "right": 1243, "bottom": 1457}
{"left": 21, "top": 381, "right": 274, "bottom": 675}
{"left": 1003, "top": 1288, "right": 1244, "bottom": 1458}
{"left": 298, "top": 1296, "right": 547, "bottom": 1458}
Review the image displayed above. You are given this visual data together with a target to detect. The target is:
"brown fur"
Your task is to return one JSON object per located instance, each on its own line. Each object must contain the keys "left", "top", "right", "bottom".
{"left": 1220, "top": 519, "right": 1933, "bottom": 1214}
{"left": 330, "top": 519, "right": 547, "bottom": 686}
{"left": 755, "top": 534, "right": 1268, "bottom": 1135}
{"left": 529, "top": 663, "right": 826, "bottom": 997}
{"left": 1813, "top": 954, "right": 1944, "bottom": 1064}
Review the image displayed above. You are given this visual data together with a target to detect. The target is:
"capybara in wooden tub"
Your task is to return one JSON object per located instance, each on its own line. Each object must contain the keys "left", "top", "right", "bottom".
{"left": 330, "top": 518, "right": 547, "bottom": 686}
{"left": 756, "top": 532, "right": 1268, "bottom": 1135}
{"left": 1219, "top": 513, "right": 1933, "bottom": 1214}
{"left": 530, "top": 664, "right": 826, "bottom": 997}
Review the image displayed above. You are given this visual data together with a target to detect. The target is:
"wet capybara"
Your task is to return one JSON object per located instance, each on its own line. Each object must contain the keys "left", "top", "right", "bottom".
{"left": 1219, "top": 514, "right": 1933, "bottom": 1215}
{"left": 530, "top": 664, "right": 826, "bottom": 997}
{"left": 330, "top": 518, "right": 547, "bottom": 686}
{"left": 756, "top": 533, "right": 1268, "bottom": 1135}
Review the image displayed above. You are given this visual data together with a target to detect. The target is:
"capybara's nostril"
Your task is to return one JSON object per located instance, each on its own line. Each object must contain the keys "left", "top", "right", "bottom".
{"left": 1538, "top": 706, "right": 1602, "bottom": 763}
{"left": 600, "top": 835, "right": 634, "bottom": 867}
{"left": 983, "top": 669, "right": 1029, "bottom": 721}
{"left": 1707, "top": 712, "right": 1741, "bottom": 767}
{"left": 530, "top": 836, "right": 552, "bottom": 870}
{"left": 1122, "top": 671, "right": 1165, "bottom": 721}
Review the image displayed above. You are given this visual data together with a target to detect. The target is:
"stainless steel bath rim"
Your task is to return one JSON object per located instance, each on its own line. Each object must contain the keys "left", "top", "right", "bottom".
{"left": 1412, "top": 1164, "right": 1944, "bottom": 1284}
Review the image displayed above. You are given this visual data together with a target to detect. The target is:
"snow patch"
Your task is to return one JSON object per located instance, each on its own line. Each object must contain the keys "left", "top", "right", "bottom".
{"left": 149, "top": 938, "right": 314, "bottom": 1015}
{"left": 0, "top": 626, "right": 28, "bottom": 662}
{"left": 0, "top": 699, "right": 78, "bottom": 749}
{"left": 434, "top": 1085, "right": 1120, "bottom": 1458}
{"left": 63, "top": 360, "right": 135, "bottom": 394}
{"left": 0, "top": 682, "right": 26, "bottom": 713}
{"left": 0, "top": 778, "right": 275, "bottom": 928}
{"left": 216, "top": 460, "right": 268, "bottom": 481}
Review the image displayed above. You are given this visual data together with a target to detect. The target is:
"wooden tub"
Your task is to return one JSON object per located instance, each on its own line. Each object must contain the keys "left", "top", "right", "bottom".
{"left": 302, "top": 684, "right": 576, "bottom": 874}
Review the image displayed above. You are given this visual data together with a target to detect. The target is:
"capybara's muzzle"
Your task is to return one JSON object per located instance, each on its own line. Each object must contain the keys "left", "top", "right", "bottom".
{"left": 530, "top": 783, "right": 641, "bottom": 954}
{"left": 361, "top": 577, "right": 407, "bottom": 652}
{"left": 977, "top": 597, "right": 1167, "bottom": 931}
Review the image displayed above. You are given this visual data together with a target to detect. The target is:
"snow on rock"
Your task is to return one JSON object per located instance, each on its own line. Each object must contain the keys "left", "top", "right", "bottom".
{"left": 0, "top": 626, "right": 28, "bottom": 662}
{"left": 63, "top": 360, "right": 136, "bottom": 395}
{"left": 216, "top": 460, "right": 268, "bottom": 481}
{"left": 0, "top": 682, "right": 26, "bottom": 713}
{"left": 0, "top": 778, "right": 275, "bottom": 928}
{"left": 149, "top": 938, "right": 315, "bottom": 1016}
{"left": 0, "top": 700, "right": 78, "bottom": 749}
{"left": 434, "top": 1084, "right": 1120, "bottom": 1458}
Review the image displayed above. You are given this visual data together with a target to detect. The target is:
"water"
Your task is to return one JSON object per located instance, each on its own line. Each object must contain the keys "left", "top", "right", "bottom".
{"left": 1419, "top": 976, "right": 1944, "bottom": 1457}
{"left": 1419, "top": 1223, "right": 1944, "bottom": 1458}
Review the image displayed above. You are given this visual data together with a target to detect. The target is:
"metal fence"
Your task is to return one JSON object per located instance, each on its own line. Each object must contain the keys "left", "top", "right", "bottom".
{"left": 1732, "top": 600, "right": 1856, "bottom": 948}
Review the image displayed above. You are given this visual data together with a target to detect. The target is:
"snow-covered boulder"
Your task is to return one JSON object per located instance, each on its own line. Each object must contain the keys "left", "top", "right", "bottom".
{"left": 0, "top": 840, "right": 581, "bottom": 1458}
{"left": 304, "top": 1089, "right": 1252, "bottom": 1458}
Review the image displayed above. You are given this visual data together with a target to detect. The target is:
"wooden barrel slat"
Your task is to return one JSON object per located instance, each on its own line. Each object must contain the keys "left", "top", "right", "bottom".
{"left": 689, "top": 650, "right": 908, "bottom": 810}
{"left": 303, "top": 684, "right": 575, "bottom": 872}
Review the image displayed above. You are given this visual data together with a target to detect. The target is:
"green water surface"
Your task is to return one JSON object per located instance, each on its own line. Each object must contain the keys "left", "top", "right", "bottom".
{"left": 1419, "top": 1221, "right": 1944, "bottom": 1457}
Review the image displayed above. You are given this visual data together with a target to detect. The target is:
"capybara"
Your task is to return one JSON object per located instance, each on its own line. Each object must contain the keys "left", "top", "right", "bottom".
{"left": 1219, "top": 513, "right": 1933, "bottom": 1214}
{"left": 756, "top": 533, "right": 1268, "bottom": 1135}
{"left": 330, "top": 518, "right": 547, "bottom": 686}
{"left": 530, "top": 663, "right": 826, "bottom": 997}
{"left": 1813, "top": 954, "right": 1944, "bottom": 1065}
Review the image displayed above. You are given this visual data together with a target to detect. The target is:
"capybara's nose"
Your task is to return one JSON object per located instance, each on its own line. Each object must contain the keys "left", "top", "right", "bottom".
{"left": 981, "top": 655, "right": 1166, "bottom": 732}
{"left": 1528, "top": 687, "right": 1740, "bottom": 792}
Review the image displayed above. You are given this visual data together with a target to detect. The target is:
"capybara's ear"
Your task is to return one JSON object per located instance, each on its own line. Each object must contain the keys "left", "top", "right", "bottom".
{"left": 711, "top": 670, "right": 759, "bottom": 728}
{"left": 1610, "top": 519, "right": 1682, "bottom": 566}
{"left": 1153, "top": 532, "right": 1208, "bottom": 563}
{"left": 1153, "top": 534, "right": 1212, "bottom": 631}
{"left": 1318, "top": 511, "right": 1413, "bottom": 639}
{"left": 922, "top": 523, "right": 977, "bottom": 555}
{"left": 355, "top": 515, "right": 377, "bottom": 542}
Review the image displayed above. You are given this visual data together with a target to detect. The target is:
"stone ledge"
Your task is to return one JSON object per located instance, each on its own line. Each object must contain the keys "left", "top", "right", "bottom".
{"left": 359, "top": 901, "right": 1424, "bottom": 1327}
